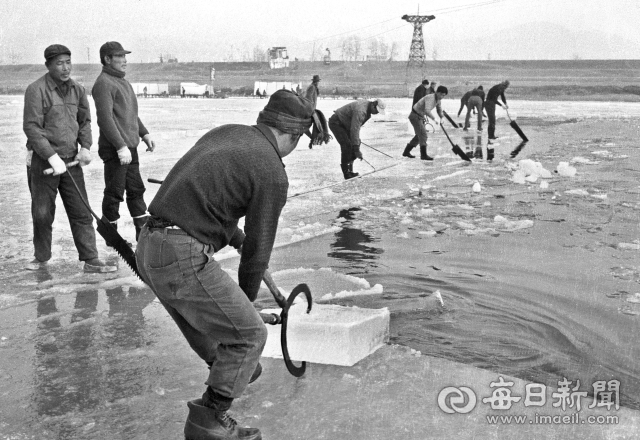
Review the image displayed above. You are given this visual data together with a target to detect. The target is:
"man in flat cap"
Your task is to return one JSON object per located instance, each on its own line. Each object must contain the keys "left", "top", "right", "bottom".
{"left": 329, "top": 98, "right": 386, "bottom": 179}
{"left": 92, "top": 41, "right": 156, "bottom": 242}
{"left": 136, "top": 90, "right": 318, "bottom": 440}
{"left": 23, "top": 44, "right": 116, "bottom": 273}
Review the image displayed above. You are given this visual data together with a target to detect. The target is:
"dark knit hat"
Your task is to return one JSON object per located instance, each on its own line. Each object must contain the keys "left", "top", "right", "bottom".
{"left": 99, "top": 41, "right": 131, "bottom": 61}
{"left": 44, "top": 44, "right": 71, "bottom": 60}
{"left": 257, "top": 90, "right": 315, "bottom": 135}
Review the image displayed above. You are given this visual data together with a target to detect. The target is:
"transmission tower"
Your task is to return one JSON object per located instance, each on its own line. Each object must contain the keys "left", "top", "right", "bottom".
{"left": 402, "top": 14, "right": 435, "bottom": 67}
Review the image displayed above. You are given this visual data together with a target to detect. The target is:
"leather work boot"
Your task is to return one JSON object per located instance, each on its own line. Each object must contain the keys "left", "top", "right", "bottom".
{"left": 340, "top": 163, "right": 354, "bottom": 180}
{"left": 402, "top": 144, "right": 416, "bottom": 158}
{"left": 184, "top": 399, "right": 262, "bottom": 440}
{"left": 84, "top": 258, "right": 117, "bottom": 273}
{"left": 420, "top": 145, "right": 433, "bottom": 161}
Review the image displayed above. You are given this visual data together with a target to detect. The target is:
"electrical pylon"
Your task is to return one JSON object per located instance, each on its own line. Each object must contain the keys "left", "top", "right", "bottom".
{"left": 402, "top": 13, "right": 436, "bottom": 67}
{"left": 402, "top": 13, "right": 435, "bottom": 95}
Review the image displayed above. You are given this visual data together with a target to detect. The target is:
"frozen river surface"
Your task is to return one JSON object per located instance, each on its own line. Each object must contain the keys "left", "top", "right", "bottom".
{"left": 1, "top": 96, "right": 639, "bottom": 438}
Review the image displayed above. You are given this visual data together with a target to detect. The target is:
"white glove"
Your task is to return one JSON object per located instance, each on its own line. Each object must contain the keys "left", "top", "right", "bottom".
{"left": 26, "top": 150, "right": 33, "bottom": 167}
{"left": 117, "top": 147, "right": 132, "bottom": 165}
{"left": 142, "top": 134, "right": 156, "bottom": 152}
{"left": 47, "top": 154, "right": 67, "bottom": 176}
{"left": 75, "top": 148, "right": 92, "bottom": 166}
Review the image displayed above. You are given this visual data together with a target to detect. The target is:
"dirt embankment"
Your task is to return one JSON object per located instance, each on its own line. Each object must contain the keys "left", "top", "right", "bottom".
{"left": 0, "top": 59, "right": 639, "bottom": 100}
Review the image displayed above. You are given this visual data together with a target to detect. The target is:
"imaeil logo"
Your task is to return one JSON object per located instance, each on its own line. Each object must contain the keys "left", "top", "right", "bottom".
{"left": 438, "top": 386, "right": 477, "bottom": 414}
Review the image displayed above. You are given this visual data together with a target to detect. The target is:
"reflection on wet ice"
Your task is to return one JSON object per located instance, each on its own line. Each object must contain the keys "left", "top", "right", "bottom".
{"left": 328, "top": 208, "right": 383, "bottom": 273}
{"left": 33, "top": 286, "right": 156, "bottom": 418}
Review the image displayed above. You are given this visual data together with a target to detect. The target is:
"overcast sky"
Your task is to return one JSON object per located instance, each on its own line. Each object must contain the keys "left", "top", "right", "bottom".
{"left": 1, "top": 0, "right": 638, "bottom": 64}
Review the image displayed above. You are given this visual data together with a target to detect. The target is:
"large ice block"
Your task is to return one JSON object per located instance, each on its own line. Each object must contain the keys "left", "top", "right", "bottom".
{"left": 261, "top": 303, "right": 390, "bottom": 367}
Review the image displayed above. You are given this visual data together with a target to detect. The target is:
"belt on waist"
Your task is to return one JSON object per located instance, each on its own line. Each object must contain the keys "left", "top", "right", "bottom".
{"left": 148, "top": 226, "right": 188, "bottom": 235}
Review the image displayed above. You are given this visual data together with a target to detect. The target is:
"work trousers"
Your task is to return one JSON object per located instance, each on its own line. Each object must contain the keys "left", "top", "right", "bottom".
{"left": 29, "top": 153, "right": 98, "bottom": 262}
{"left": 98, "top": 146, "right": 147, "bottom": 222}
{"left": 485, "top": 100, "right": 497, "bottom": 138}
{"left": 328, "top": 115, "right": 358, "bottom": 163}
{"left": 136, "top": 225, "right": 267, "bottom": 399}
{"left": 408, "top": 112, "right": 428, "bottom": 148}
{"left": 464, "top": 96, "right": 483, "bottom": 130}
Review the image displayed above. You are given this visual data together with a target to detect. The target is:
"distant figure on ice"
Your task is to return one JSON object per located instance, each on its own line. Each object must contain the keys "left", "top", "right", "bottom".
{"left": 92, "top": 41, "right": 157, "bottom": 241}
{"left": 463, "top": 86, "right": 485, "bottom": 131}
{"left": 412, "top": 79, "right": 431, "bottom": 105}
{"left": 182, "top": 87, "right": 186, "bottom": 98}
{"left": 23, "top": 44, "right": 116, "bottom": 273}
{"left": 485, "top": 80, "right": 510, "bottom": 141}
{"left": 304, "top": 75, "right": 321, "bottom": 148}
{"left": 404, "top": 85, "right": 448, "bottom": 161}
{"left": 328, "top": 98, "right": 386, "bottom": 179}
{"left": 143, "top": 86, "right": 147, "bottom": 98}
{"left": 304, "top": 74, "right": 321, "bottom": 107}
{"left": 136, "top": 90, "right": 319, "bottom": 440}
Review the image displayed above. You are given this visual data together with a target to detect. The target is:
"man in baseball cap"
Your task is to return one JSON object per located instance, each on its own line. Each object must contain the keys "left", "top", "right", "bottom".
{"left": 99, "top": 41, "right": 131, "bottom": 60}
{"left": 136, "top": 89, "right": 314, "bottom": 440}
{"left": 93, "top": 41, "right": 156, "bottom": 241}
{"left": 329, "top": 97, "right": 386, "bottom": 179}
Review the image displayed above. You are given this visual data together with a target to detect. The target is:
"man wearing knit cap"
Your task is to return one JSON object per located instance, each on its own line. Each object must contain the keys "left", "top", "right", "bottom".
{"left": 136, "top": 90, "right": 315, "bottom": 440}
{"left": 329, "top": 98, "right": 386, "bottom": 179}
{"left": 23, "top": 44, "right": 116, "bottom": 273}
{"left": 92, "top": 41, "right": 157, "bottom": 242}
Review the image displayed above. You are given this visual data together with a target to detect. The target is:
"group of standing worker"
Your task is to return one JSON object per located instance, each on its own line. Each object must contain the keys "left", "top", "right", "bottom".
{"left": 22, "top": 41, "right": 513, "bottom": 440}
{"left": 24, "top": 42, "right": 155, "bottom": 273}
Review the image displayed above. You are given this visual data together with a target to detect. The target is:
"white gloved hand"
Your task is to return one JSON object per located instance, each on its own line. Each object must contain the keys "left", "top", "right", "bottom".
{"left": 117, "top": 147, "right": 132, "bottom": 165}
{"left": 47, "top": 154, "right": 67, "bottom": 176}
{"left": 142, "top": 134, "right": 156, "bottom": 152}
{"left": 504, "top": 104, "right": 509, "bottom": 110}
{"left": 75, "top": 148, "right": 92, "bottom": 166}
{"left": 26, "top": 150, "right": 33, "bottom": 167}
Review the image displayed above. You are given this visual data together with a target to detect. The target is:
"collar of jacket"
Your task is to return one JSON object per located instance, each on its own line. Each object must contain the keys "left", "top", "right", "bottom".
{"left": 101, "top": 64, "right": 126, "bottom": 78}
{"left": 45, "top": 73, "right": 77, "bottom": 91}
{"left": 253, "top": 124, "right": 285, "bottom": 168}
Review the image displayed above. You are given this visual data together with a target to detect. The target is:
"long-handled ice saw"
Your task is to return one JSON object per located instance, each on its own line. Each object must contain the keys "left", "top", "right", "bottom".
{"left": 44, "top": 162, "right": 140, "bottom": 278}
{"left": 442, "top": 110, "right": 461, "bottom": 128}
{"left": 440, "top": 125, "right": 471, "bottom": 162}
{"left": 505, "top": 108, "right": 529, "bottom": 142}
{"left": 146, "top": 178, "right": 313, "bottom": 377}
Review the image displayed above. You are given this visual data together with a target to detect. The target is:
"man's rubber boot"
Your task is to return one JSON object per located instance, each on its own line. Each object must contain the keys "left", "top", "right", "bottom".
{"left": 133, "top": 215, "right": 149, "bottom": 241}
{"left": 184, "top": 399, "right": 262, "bottom": 440}
{"left": 466, "top": 149, "right": 474, "bottom": 160}
{"left": 340, "top": 163, "right": 354, "bottom": 180}
{"left": 348, "top": 162, "right": 359, "bottom": 178}
{"left": 420, "top": 145, "right": 433, "bottom": 161}
{"left": 487, "top": 148, "right": 495, "bottom": 161}
{"left": 473, "top": 146, "right": 483, "bottom": 160}
{"left": 402, "top": 144, "right": 416, "bottom": 158}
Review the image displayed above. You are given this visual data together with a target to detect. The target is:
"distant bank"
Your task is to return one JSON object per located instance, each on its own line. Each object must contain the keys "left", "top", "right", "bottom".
{"left": 1, "top": 60, "right": 638, "bottom": 101}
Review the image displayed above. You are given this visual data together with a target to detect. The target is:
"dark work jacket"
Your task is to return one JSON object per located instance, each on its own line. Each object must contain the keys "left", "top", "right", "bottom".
{"left": 23, "top": 74, "right": 92, "bottom": 160}
{"left": 149, "top": 124, "right": 287, "bottom": 300}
